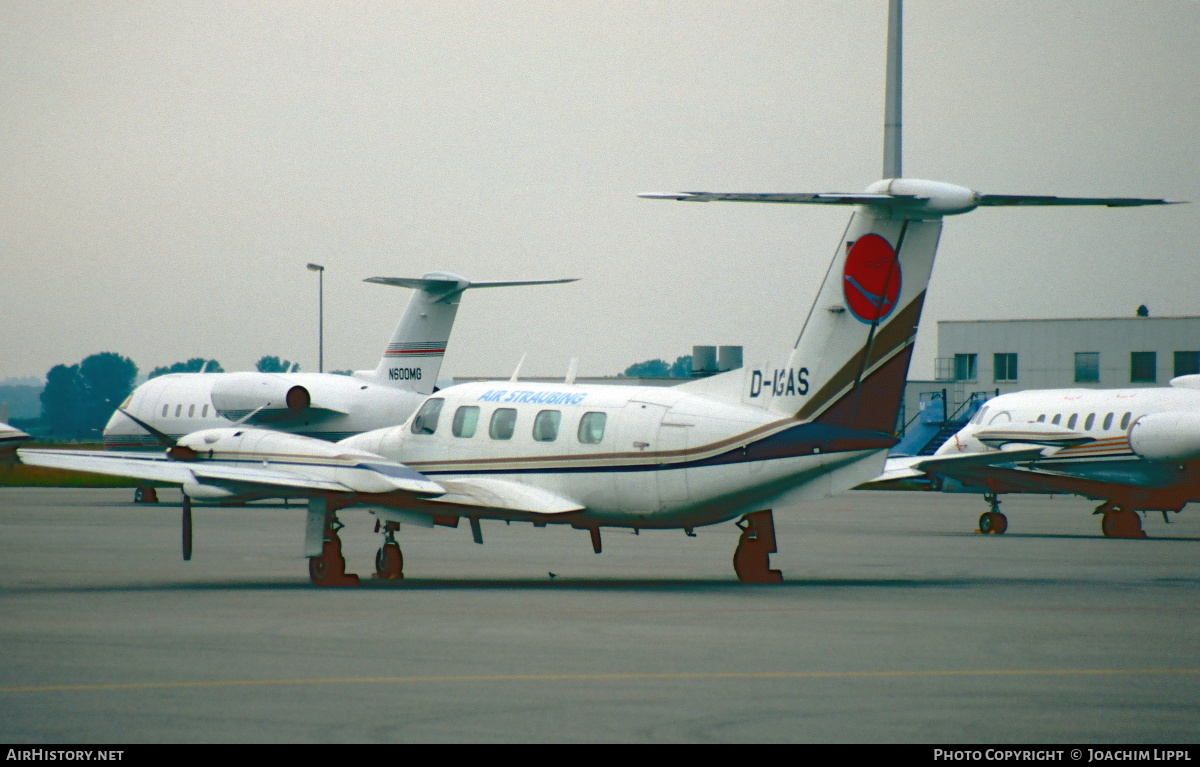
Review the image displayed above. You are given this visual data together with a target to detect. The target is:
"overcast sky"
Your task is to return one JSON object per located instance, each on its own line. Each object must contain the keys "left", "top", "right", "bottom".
{"left": 2, "top": 1, "right": 1197, "bottom": 384}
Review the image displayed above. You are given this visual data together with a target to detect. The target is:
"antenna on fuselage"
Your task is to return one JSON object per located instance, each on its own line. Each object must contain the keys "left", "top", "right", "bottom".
{"left": 509, "top": 353, "right": 527, "bottom": 383}
{"left": 883, "top": 0, "right": 902, "bottom": 179}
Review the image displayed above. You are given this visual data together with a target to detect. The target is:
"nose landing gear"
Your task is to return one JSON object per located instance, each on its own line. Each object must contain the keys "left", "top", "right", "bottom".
{"left": 733, "top": 509, "right": 783, "bottom": 584}
{"left": 374, "top": 521, "right": 404, "bottom": 580}
{"left": 977, "top": 493, "right": 1008, "bottom": 534}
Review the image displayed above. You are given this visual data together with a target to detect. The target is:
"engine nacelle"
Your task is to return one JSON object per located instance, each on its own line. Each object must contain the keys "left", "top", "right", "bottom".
{"left": 210, "top": 373, "right": 311, "bottom": 419}
{"left": 1128, "top": 412, "right": 1200, "bottom": 462}
{"left": 181, "top": 482, "right": 238, "bottom": 500}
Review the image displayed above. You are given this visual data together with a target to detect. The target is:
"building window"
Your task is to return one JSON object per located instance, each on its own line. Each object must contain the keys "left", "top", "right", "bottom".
{"left": 993, "top": 353, "right": 1018, "bottom": 382}
{"left": 452, "top": 406, "right": 479, "bottom": 438}
{"left": 1074, "top": 352, "right": 1100, "bottom": 383}
{"left": 411, "top": 398, "right": 444, "bottom": 435}
{"left": 954, "top": 354, "right": 977, "bottom": 381}
{"left": 1130, "top": 352, "right": 1157, "bottom": 383}
{"left": 1174, "top": 351, "right": 1200, "bottom": 377}
{"left": 532, "top": 410, "right": 561, "bottom": 442}
{"left": 489, "top": 408, "right": 517, "bottom": 440}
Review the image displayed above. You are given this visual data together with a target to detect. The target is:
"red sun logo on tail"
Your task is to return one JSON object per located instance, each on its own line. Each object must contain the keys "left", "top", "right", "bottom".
{"left": 842, "top": 234, "right": 901, "bottom": 323}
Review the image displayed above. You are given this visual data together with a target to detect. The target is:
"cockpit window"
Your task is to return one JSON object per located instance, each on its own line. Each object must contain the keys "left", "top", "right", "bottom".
{"left": 533, "top": 410, "right": 561, "bottom": 442}
{"left": 972, "top": 406, "right": 989, "bottom": 425}
{"left": 578, "top": 412, "right": 607, "bottom": 444}
{"left": 489, "top": 408, "right": 517, "bottom": 440}
{"left": 452, "top": 406, "right": 479, "bottom": 438}
{"left": 412, "top": 398, "right": 445, "bottom": 435}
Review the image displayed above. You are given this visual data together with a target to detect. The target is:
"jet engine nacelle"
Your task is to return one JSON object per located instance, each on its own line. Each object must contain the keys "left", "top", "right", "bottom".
{"left": 1128, "top": 412, "right": 1200, "bottom": 462}
{"left": 210, "top": 374, "right": 311, "bottom": 419}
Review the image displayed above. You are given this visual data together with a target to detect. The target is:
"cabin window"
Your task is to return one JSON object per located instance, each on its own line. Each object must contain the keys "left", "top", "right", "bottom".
{"left": 1051, "top": 414, "right": 1062, "bottom": 425}
{"left": 533, "top": 410, "right": 561, "bottom": 442}
{"left": 1103, "top": 412, "right": 1113, "bottom": 430}
{"left": 1120, "top": 412, "right": 1131, "bottom": 430}
{"left": 1067, "top": 414, "right": 1078, "bottom": 429}
{"left": 188, "top": 404, "right": 195, "bottom": 418}
{"left": 489, "top": 408, "right": 517, "bottom": 440}
{"left": 452, "top": 406, "right": 479, "bottom": 438}
{"left": 578, "top": 412, "right": 607, "bottom": 444}
{"left": 411, "top": 398, "right": 444, "bottom": 435}
{"left": 1074, "top": 352, "right": 1100, "bottom": 383}
{"left": 162, "top": 404, "right": 169, "bottom": 417}
{"left": 993, "top": 353, "right": 1018, "bottom": 382}
{"left": 175, "top": 404, "right": 182, "bottom": 417}
{"left": 202, "top": 404, "right": 209, "bottom": 417}
{"left": 1036, "top": 414, "right": 1046, "bottom": 422}
{"left": 1084, "top": 413, "right": 1095, "bottom": 430}
{"left": 1131, "top": 351, "right": 1157, "bottom": 383}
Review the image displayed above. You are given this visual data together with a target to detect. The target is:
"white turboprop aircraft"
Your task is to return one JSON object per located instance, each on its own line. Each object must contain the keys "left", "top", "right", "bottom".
{"left": 103, "top": 272, "right": 576, "bottom": 500}
{"left": 16, "top": 1, "right": 1174, "bottom": 584}
{"left": 867, "top": 378, "right": 1200, "bottom": 539}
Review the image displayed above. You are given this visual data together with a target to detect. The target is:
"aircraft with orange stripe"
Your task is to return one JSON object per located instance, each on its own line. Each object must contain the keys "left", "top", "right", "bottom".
{"left": 14, "top": 0, "right": 1176, "bottom": 583}
{"left": 870, "top": 381, "right": 1200, "bottom": 539}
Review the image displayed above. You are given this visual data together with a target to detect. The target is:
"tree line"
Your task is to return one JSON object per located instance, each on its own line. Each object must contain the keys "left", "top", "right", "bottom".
{"left": 28, "top": 353, "right": 302, "bottom": 440}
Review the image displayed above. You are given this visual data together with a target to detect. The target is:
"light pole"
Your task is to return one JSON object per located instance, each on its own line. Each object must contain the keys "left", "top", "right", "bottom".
{"left": 306, "top": 263, "right": 325, "bottom": 373}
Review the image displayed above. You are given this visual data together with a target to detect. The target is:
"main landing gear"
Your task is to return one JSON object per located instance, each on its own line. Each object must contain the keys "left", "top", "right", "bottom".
{"left": 1094, "top": 501, "right": 1147, "bottom": 539}
{"left": 134, "top": 485, "right": 158, "bottom": 503}
{"left": 374, "top": 521, "right": 404, "bottom": 580}
{"left": 977, "top": 493, "right": 1008, "bottom": 535}
{"left": 309, "top": 512, "right": 360, "bottom": 587}
{"left": 733, "top": 510, "right": 783, "bottom": 584}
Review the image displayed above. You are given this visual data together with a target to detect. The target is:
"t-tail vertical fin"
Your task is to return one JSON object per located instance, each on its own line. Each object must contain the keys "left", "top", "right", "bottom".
{"left": 359, "top": 273, "right": 577, "bottom": 395}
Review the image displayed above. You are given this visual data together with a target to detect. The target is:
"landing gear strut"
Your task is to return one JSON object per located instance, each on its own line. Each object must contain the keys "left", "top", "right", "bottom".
{"left": 1095, "top": 501, "right": 1147, "bottom": 539}
{"left": 374, "top": 521, "right": 403, "bottom": 580}
{"left": 309, "top": 513, "right": 360, "bottom": 587}
{"left": 733, "top": 510, "right": 783, "bottom": 584}
{"left": 978, "top": 493, "right": 1008, "bottom": 534}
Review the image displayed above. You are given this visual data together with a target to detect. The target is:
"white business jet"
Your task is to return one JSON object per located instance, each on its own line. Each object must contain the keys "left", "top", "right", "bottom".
{"left": 869, "top": 378, "right": 1200, "bottom": 539}
{"left": 17, "top": 1, "right": 1174, "bottom": 584}
{"left": 103, "top": 272, "right": 576, "bottom": 484}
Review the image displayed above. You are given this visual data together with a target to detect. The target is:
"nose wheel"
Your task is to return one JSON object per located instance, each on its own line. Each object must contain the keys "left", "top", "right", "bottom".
{"left": 977, "top": 493, "right": 1008, "bottom": 534}
{"left": 733, "top": 509, "right": 783, "bottom": 584}
{"left": 374, "top": 521, "right": 404, "bottom": 580}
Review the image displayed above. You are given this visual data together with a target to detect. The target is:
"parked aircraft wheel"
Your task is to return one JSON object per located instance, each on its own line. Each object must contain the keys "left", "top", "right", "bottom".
{"left": 134, "top": 486, "right": 158, "bottom": 504}
{"left": 1101, "top": 509, "right": 1147, "bottom": 539}
{"left": 979, "top": 511, "right": 1008, "bottom": 535}
{"left": 309, "top": 539, "right": 360, "bottom": 587}
{"left": 375, "top": 542, "right": 403, "bottom": 580}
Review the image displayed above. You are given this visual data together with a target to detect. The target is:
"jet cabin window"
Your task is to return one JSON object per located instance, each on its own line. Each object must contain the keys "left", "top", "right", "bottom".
{"left": 1120, "top": 412, "right": 1132, "bottom": 430}
{"left": 1067, "top": 414, "right": 1078, "bottom": 430}
{"left": 162, "top": 405, "right": 169, "bottom": 417}
{"left": 411, "top": 398, "right": 444, "bottom": 435}
{"left": 1103, "top": 413, "right": 1114, "bottom": 430}
{"left": 578, "top": 412, "right": 607, "bottom": 444}
{"left": 533, "top": 410, "right": 561, "bottom": 442}
{"left": 1084, "top": 413, "right": 1095, "bottom": 430}
{"left": 1052, "top": 414, "right": 1062, "bottom": 425}
{"left": 188, "top": 404, "right": 195, "bottom": 418}
{"left": 490, "top": 408, "right": 517, "bottom": 440}
{"left": 175, "top": 404, "right": 181, "bottom": 417}
{"left": 452, "top": 406, "right": 479, "bottom": 438}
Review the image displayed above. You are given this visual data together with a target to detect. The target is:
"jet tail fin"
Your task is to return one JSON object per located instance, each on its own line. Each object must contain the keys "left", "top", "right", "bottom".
{"left": 359, "top": 273, "right": 577, "bottom": 394}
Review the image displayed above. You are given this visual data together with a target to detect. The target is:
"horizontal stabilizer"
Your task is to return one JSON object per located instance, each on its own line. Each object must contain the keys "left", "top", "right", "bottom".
{"left": 365, "top": 276, "right": 578, "bottom": 292}
{"left": 638, "top": 191, "right": 906, "bottom": 205}
{"left": 975, "top": 195, "right": 1182, "bottom": 208}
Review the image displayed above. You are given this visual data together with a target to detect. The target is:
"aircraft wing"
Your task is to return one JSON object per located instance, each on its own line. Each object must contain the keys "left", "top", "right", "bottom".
{"left": 860, "top": 447, "right": 1049, "bottom": 491}
{"left": 0, "top": 422, "right": 31, "bottom": 459}
{"left": 17, "top": 448, "right": 353, "bottom": 493}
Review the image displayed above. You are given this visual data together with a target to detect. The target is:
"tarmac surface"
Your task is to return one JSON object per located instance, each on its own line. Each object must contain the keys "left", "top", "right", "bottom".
{"left": 0, "top": 487, "right": 1196, "bottom": 743}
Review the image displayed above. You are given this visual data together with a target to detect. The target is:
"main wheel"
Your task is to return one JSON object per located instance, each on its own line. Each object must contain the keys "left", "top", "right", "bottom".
{"left": 1101, "top": 509, "right": 1147, "bottom": 539}
{"left": 979, "top": 511, "right": 1008, "bottom": 534}
{"left": 134, "top": 486, "right": 158, "bottom": 504}
{"left": 375, "top": 542, "right": 403, "bottom": 580}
